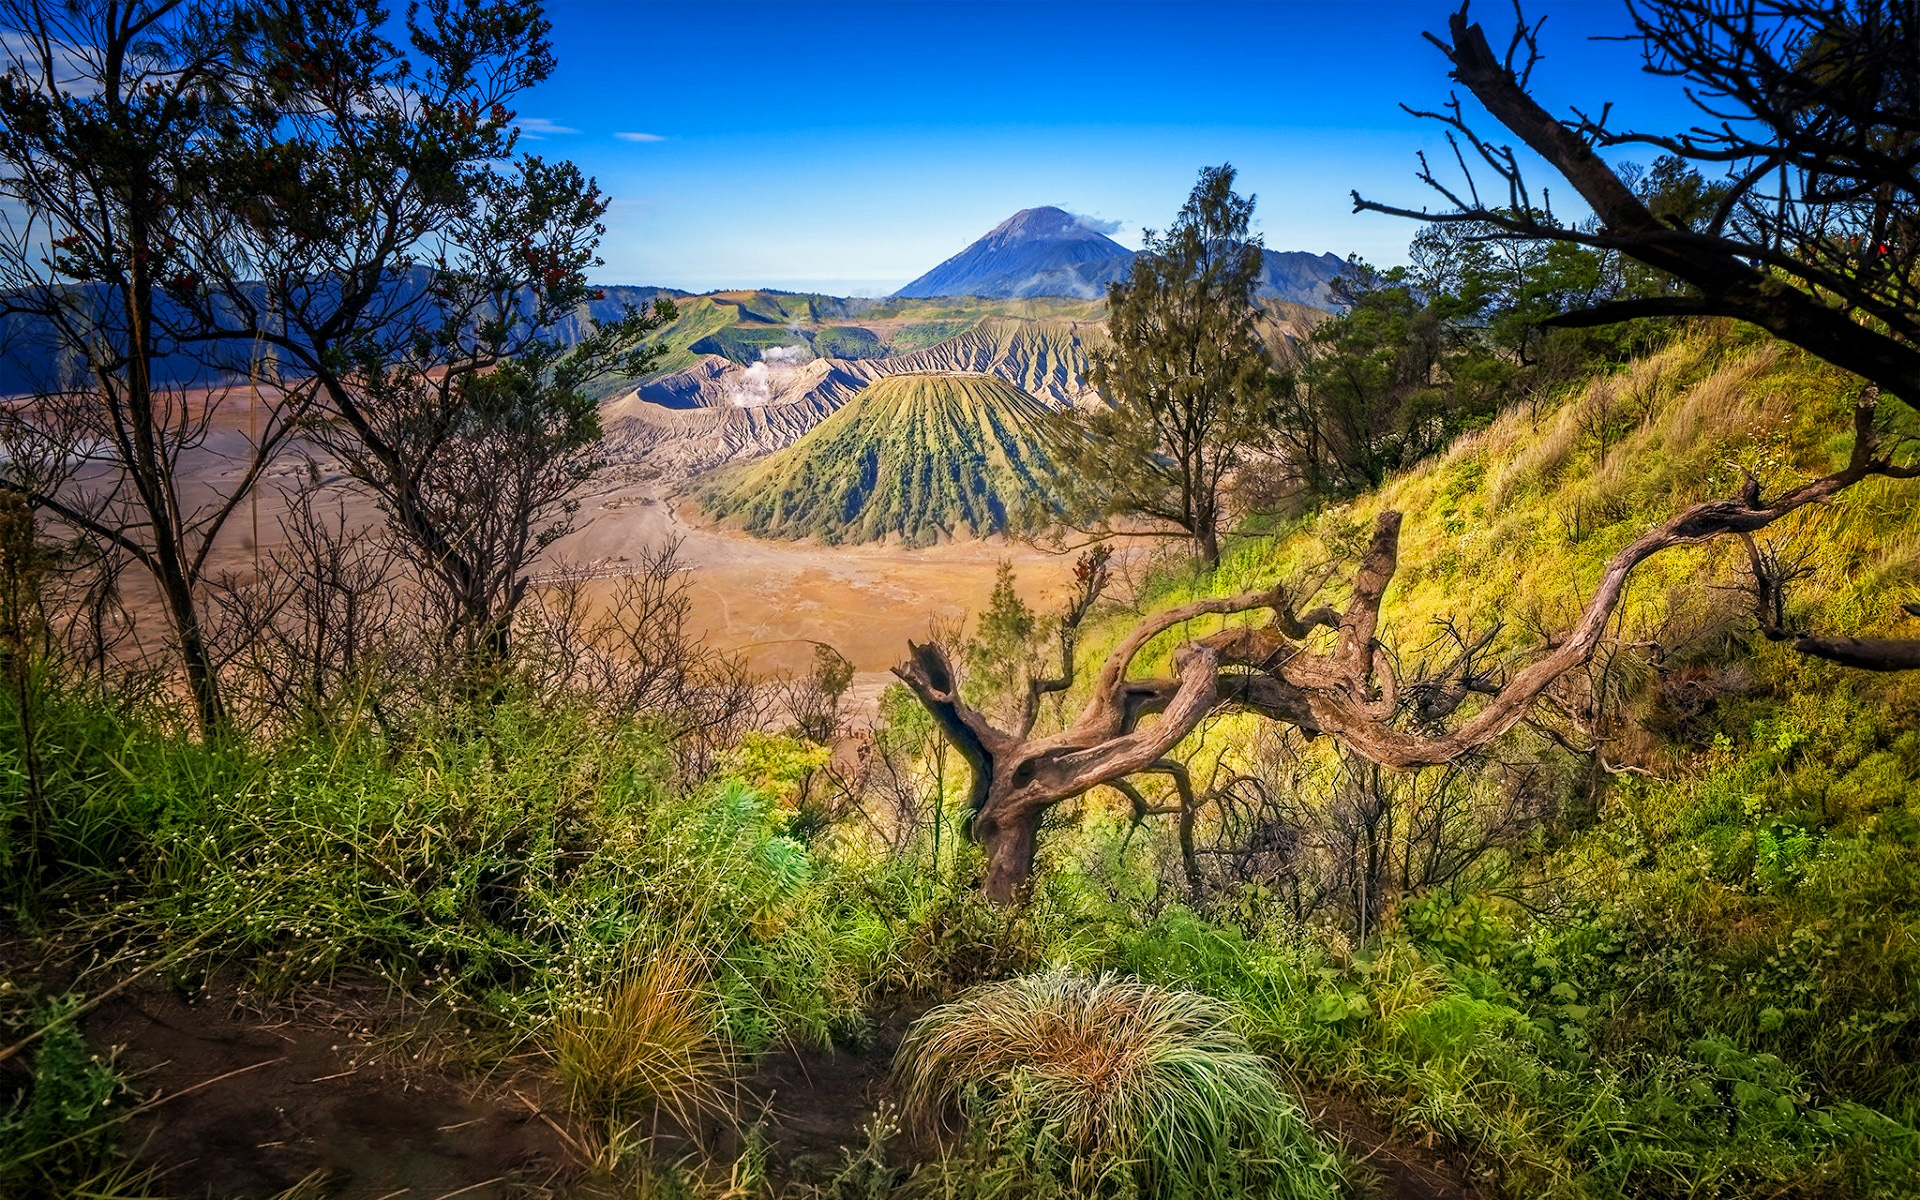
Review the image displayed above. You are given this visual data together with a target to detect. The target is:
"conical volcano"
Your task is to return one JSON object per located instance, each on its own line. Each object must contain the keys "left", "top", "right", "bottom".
{"left": 892, "top": 207, "right": 1132, "bottom": 300}
{"left": 702, "top": 372, "right": 1057, "bottom": 546}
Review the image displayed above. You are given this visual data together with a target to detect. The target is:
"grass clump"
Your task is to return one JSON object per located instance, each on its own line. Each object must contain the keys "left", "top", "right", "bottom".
{"left": 552, "top": 941, "right": 735, "bottom": 1131}
{"left": 892, "top": 970, "right": 1338, "bottom": 1200}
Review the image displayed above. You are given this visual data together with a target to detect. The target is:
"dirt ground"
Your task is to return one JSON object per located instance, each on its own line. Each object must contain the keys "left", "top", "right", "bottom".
{"left": 84, "top": 974, "right": 573, "bottom": 1199}
{"left": 49, "top": 970, "right": 928, "bottom": 1199}
{"left": 64, "top": 976, "right": 1485, "bottom": 1200}
{"left": 133, "top": 386, "right": 1085, "bottom": 720}
{"left": 1301, "top": 1091, "right": 1489, "bottom": 1200}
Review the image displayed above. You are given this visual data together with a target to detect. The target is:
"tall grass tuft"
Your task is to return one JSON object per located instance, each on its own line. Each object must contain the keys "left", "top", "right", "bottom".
{"left": 892, "top": 970, "right": 1337, "bottom": 1200}
{"left": 552, "top": 942, "right": 735, "bottom": 1133}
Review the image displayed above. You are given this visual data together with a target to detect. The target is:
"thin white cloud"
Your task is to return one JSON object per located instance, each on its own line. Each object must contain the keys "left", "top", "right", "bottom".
{"left": 2, "top": 29, "right": 106, "bottom": 96}
{"left": 516, "top": 117, "right": 580, "bottom": 139}
{"left": 615, "top": 131, "right": 666, "bottom": 143}
{"left": 1067, "top": 211, "right": 1124, "bottom": 235}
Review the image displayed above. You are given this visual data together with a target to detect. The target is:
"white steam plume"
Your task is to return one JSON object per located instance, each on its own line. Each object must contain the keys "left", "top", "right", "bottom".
{"left": 719, "top": 344, "right": 811, "bottom": 407}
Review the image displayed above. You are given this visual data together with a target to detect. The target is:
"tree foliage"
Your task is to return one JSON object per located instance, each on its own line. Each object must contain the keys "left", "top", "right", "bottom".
{"left": 1279, "top": 166, "right": 1721, "bottom": 499}
{"left": 0, "top": 0, "right": 668, "bottom": 723}
{"left": 1051, "top": 165, "right": 1274, "bottom": 567}
{"left": 1356, "top": 0, "right": 1920, "bottom": 411}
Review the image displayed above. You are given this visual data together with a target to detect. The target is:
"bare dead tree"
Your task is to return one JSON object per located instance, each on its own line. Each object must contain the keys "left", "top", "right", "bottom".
{"left": 1321, "top": 754, "right": 1490, "bottom": 943}
{"left": 207, "top": 488, "right": 414, "bottom": 737}
{"left": 1203, "top": 761, "right": 1319, "bottom": 921}
{"left": 1351, "top": 0, "right": 1920, "bottom": 666}
{"left": 1174, "top": 725, "right": 1541, "bottom": 940}
{"left": 23, "top": 524, "right": 144, "bottom": 701}
{"left": 897, "top": 397, "right": 1915, "bottom": 901}
{"left": 1529, "top": 634, "right": 1661, "bottom": 806}
{"left": 0, "top": 492, "right": 51, "bottom": 878}
{"left": 517, "top": 540, "right": 761, "bottom": 777}
{"left": 56, "top": 0, "right": 674, "bottom": 705}
{"left": 861, "top": 725, "right": 931, "bottom": 858}
{"left": 1018, "top": 544, "right": 1115, "bottom": 737}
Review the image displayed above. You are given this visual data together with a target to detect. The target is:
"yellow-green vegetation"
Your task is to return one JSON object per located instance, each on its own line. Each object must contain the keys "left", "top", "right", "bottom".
{"left": 4, "top": 325, "right": 1918, "bottom": 1200}
{"left": 553, "top": 941, "right": 735, "bottom": 1131}
{"left": 703, "top": 373, "right": 1058, "bottom": 546}
{"left": 636, "top": 291, "right": 1107, "bottom": 380}
{"left": 1057, "top": 323, "right": 1920, "bottom": 1198}
{"left": 893, "top": 970, "right": 1339, "bottom": 1199}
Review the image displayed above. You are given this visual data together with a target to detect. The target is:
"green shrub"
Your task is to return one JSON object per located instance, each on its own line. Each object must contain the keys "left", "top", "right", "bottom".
{"left": 0, "top": 983, "right": 146, "bottom": 1199}
{"left": 892, "top": 970, "right": 1338, "bottom": 1200}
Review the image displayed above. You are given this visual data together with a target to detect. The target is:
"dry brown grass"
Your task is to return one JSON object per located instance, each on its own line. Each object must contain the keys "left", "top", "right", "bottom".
{"left": 551, "top": 942, "right": 736, "bottom": 1132}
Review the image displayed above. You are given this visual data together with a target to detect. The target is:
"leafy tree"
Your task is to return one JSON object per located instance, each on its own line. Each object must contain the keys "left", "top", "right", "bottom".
{"left": 0, "top": 0, "right": 290, "bottom": 735}
{"left": 963, "top": 560, "right": 1040, "bottom": 723}
{"left": 1276, "top": 248, "right": 1521, "bottom": 495}
{"left": 782, "top": 641, "right": 854, "bottom": 745}
{"left": 1278, "top": 262, "right": 1473, "bottom": 493}
{"left": 1273, "top": 210, "right": 1632, "bottom": 499}
{"left": 1051, "top": 165, "right": 1274, "bottom": 568}
{"left": 0, "top": 0, "right": 667, "bottom": 725}
{"left": 312, "top": 300, "right": 663, "bottom": 690}
{"left": 1280, "top": 155, "right": 1738, "bottom": 501}
{"left": 1356, "top": 0, "right": 1920, "bottom": 405}
{"left": 193, "top": 0, "right": 671, "bottom": 691}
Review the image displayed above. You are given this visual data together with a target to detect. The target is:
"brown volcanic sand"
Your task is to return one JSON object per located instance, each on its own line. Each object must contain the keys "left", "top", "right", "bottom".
{"left": 557, "top": 477, "right": 1073, "bottom": 680}
{"left": 77, "top": 973, "right": 575, "bottom": 1199}
{"left": 118, "top": 384, "right": 1080, "bottom": 709}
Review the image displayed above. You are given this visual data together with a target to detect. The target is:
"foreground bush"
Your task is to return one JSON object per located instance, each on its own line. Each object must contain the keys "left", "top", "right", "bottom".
{"left": 552, "top": 941, "right": 735, "bottom": 1131}
{"left": 892, "top": 970, "right": 1338, "bottom": 1200}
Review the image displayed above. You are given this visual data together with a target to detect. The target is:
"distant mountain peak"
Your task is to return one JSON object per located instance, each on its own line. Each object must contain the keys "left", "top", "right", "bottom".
{"left": 894, "top": 207, "right": 1349, "bottom": 307}
{"left": 894, "top": 208, "right": 1130, "bottom": 300}
{"left": 979, "top": 207, "right": 1121, "bottom": 247}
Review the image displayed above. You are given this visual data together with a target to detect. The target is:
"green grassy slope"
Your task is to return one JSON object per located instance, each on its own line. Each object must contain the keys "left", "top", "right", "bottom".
{"left": 1056, "top": 324, "right": 1920, "bottom": 1199}
{"left": 1163, "top": 328, "right": 1919, "bottom": 674}
{"left": 637, "top": 292, "right": 1107, "bottom": 378}
{"left": 701, "top": 372, "right": 1057, "bottom": 546}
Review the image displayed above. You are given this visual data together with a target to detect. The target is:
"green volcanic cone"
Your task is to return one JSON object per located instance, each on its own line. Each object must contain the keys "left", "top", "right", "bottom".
{"left": 703, "top": 372, "right": 1058, "bottom": 547}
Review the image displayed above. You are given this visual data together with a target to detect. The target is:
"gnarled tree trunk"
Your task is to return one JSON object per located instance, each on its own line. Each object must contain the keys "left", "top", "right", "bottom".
{"left": 898, "top": 398, "right": 1917, "bottom": 901}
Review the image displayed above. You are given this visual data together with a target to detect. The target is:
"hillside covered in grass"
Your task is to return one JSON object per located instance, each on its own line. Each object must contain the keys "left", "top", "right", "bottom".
{"left": 700, "top": 372, "right": 1059, "bottom": 546}
{"left": 5, "top": 324, "right": 1919, "bottom": 1200}
{"left": 1040, "top": 323, "right": 1920, "bottom": 1199}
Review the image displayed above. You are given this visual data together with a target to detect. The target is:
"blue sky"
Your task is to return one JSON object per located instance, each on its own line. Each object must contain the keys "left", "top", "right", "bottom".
{"left": 518, "top": 1, "right": 1700, "bottom": 293}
